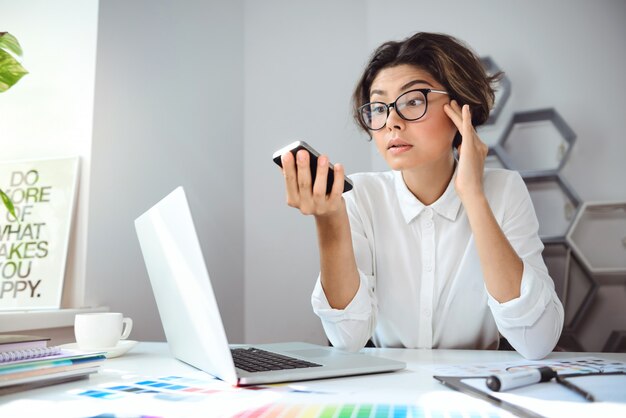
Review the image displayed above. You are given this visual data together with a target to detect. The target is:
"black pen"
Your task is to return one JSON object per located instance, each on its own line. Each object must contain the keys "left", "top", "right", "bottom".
{"left": 486, "top": 367, "right": 556, "bottom": 392}
{"left": 555, "top": 375, "right": 596, "bottom": 402}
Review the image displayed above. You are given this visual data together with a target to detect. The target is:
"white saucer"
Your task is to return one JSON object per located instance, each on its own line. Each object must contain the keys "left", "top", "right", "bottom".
{"left": 58, "top": 340, "right": 138, "bottom": 359}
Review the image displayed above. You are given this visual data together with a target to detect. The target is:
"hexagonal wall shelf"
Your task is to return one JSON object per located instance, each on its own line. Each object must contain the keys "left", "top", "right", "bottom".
{"left": 575, "top": 284, "right": 626, "bottom": 352}
{"left": 497, "top": 108, "right": 576, "bottom": 178}
{"left": 524, "top": 174, "right": 581, "bottom": 243}
{"left": 603, "top": 330, "right": 626, "bottom": 352}
{"left": 480, "top": 56, "right": 511, "bottom": 125}
{"left": 477, "top": 125, "right": 503, "bottom": 148}
{"left": 542, "top": 241, "right": 599, "bottom": 332}
{"left": 567, "top": 201, "right": 626, "bottom": 277}
{"left": 542, "top": 241, "right": 570, "bottom": 302}
{"left": 485, "top": 147, "right": 506, "bottom": 169}
{"left": 563, "top": 251, "right": 597, "bottom": 331}
{"left": 558, "top": 331, "right": 585, "bottom": 352}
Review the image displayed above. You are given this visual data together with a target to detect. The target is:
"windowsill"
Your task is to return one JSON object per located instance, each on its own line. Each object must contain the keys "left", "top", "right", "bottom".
{"left": 0, "top": 307, "right": 109, "bottom": 333}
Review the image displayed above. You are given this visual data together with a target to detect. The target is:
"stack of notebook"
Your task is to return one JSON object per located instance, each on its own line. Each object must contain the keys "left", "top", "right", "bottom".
{"left": 0, "top": 334, "right": 106, "bottom": 394}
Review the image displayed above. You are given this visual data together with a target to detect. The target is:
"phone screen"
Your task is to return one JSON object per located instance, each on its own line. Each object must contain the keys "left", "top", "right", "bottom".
{"left": 272, "top": 141, "right": 353, "bottom": 194}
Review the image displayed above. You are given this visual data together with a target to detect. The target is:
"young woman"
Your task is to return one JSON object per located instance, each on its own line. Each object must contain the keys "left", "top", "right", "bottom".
{"left": 279, "top": 32, "right": 563, "bottom": 360}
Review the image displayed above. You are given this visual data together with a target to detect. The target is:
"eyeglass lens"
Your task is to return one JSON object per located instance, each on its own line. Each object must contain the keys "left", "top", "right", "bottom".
{"left": 361, "top": 90, "right": 428, "bottom": 130}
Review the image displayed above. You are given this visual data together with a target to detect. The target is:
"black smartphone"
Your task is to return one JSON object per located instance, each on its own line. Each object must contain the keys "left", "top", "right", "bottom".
{"left": 272, "top": 141, "right": 353, "bottom": 194}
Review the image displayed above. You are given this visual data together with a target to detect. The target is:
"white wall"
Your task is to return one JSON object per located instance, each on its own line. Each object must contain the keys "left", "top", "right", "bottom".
{"left": 0, "top": 0, "right": 99, "bottom": 309}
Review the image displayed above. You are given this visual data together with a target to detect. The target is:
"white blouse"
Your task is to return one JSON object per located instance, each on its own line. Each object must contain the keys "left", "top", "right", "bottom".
{"left": 311, "top": 168, "right": 564, "bottom": 360}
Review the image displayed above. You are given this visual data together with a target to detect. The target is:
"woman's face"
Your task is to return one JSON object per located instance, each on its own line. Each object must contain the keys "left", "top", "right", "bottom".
{"left": 368, "top": 64, "right": 457, "bottom": 171}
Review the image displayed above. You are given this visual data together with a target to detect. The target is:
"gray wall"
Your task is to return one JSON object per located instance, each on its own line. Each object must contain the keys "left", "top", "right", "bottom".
{"left": 243, "top": 1, "right": 371, "bottom": 344}
{"left": 85, "top": 0, "right": 626, "bottom": 348}
{"left": 87, "top": 0, "right": 244, "bottom": 342}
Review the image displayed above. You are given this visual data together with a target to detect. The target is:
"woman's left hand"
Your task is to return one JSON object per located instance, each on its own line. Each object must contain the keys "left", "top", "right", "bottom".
{"left": 443, "top": 100, "right": 489, "bottom": 202}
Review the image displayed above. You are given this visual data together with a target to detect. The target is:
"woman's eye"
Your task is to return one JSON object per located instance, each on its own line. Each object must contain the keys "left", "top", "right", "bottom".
{"left": 406, "top": 99, "right": 424, "bottom": 107}
{"left": 371, "top": 105, "right": 386, "bottom": 114}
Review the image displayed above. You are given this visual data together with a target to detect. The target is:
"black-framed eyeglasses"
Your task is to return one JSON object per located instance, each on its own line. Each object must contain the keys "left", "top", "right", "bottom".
{"left": 359, "top": 88, "right": 449, "bottom": 131}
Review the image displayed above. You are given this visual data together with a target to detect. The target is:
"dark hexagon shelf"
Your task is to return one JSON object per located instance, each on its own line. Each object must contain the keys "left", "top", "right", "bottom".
{"left": 558, "top": 331, "right": 585, "bottom": 352}
{"left": 562, "top": 251, "right": 597, "bottom": 331}
{"left": 524, "top": 174, "right": 581, "bottom": 243}
{"left": 497, "top": 108, "right": 576, "bottom": 178}
{"left": 567, "top": 201, "right": 626, "bottom": 277}
{"left": 603, "top": 330, "right": 626, "bottom": 352}
{"left": 542, "top": 241, "right": 571, "bottom": 303}
{"left": 542, "top": 242, "right": 601, "bottom": 333}
{"left": 575, "top": 284, "right": 626, "bottom": 352}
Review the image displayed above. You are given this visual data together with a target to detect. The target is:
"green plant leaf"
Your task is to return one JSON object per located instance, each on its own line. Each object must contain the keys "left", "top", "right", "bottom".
{"left": 0, "top": 32, "right": 24, "bottom": 57}
{"left": 0, "top": 189, "right": 17, "bottom": 220}
{"left": 0, "top": 49, "right": 28, "bottom": 93}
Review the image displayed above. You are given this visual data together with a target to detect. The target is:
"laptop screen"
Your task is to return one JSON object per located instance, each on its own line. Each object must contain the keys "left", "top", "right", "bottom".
{"left": 135, "top": 187, "right": 238, "bottom": 384}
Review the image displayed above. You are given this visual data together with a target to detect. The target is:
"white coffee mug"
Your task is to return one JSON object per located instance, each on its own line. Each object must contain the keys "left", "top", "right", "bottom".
{"left": 74, "top": 312, "right": 133, "bottom": 349}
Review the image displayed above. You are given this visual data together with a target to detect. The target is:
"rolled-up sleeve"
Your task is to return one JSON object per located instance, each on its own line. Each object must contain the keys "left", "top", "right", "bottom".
{"left": 311, "top": 270, "right": 375, "bottom": 351}
{"left": 487, "top": 172, "right": 564, "bottom": 360}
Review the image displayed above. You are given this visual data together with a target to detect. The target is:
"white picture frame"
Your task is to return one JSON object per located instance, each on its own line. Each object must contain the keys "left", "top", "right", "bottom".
{"left": 0, "top": 156, "right": 79, "bottom": 310}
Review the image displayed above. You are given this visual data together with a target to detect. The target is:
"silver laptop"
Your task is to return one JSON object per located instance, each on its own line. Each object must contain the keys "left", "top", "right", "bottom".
{"left": 134, "top": 187, "right": 405, "bottom": 386}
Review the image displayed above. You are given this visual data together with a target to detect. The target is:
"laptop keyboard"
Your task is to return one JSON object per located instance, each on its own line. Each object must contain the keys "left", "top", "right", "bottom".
{"left": 231, "top": 347, "right": 322, "bottom": 373}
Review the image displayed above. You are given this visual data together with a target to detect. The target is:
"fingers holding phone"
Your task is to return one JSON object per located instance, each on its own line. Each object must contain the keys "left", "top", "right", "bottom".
{"left": 307, "top": 152, "right": 346, "bottom": 215}
{"left": 281, "top": 150, "right": 300, "bottom": 207}
{"left": 282, "top": 149, "right": 336, "bottom": 216}
{"left": 314, "top": 154, "right": 345, "bottom": 202}
{"left": 274, "top": 141, "right": 352, "bottom": 217}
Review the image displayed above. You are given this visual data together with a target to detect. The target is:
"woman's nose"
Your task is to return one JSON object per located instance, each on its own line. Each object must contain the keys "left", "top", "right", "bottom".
{"left": 386, "top": 105, "right": 404, "bottom": 130}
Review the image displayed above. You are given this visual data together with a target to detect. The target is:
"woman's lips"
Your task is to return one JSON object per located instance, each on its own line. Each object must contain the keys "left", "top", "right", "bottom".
{"left": 388, "top": 144, "right": 413, "bottom": 155}
{"left": 387, "top": 139, "right": 413, "bottom": 155}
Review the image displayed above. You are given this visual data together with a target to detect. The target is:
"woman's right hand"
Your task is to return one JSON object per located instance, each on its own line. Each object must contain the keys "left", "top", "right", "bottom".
{"left": 281, "top": 149, "right": 346, "bottom": 218}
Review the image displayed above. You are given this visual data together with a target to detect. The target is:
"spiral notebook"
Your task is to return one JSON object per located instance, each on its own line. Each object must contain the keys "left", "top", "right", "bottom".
{"left": 0, "top": 334, "right": 60, "bottom": 363}
{"left": 0, "top": 346, "right": 62, "bottom": 363}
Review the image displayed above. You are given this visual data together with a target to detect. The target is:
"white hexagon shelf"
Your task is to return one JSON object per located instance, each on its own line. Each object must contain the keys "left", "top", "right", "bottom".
{"left": 480, "top": 56, "right": 511, "bottom": 125}
{"left": 524, "top": 174, "right": 581, "bottom": 242}
{"left": 497, "top": 108, "right": 576, "bottom": 178}
{"left": 566, "top": 201, "right": 626, "bottom": 277}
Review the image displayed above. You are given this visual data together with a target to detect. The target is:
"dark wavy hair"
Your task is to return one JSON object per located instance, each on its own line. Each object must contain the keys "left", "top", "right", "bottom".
{"left": 352, "top": 32, "right": 502, "bottom": 147}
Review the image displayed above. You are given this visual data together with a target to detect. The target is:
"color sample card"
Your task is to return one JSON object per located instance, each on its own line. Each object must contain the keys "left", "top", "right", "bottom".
{"left": 231, "top": 402, "right": 510, "bottom": 418}
{"left": 75, "top": 375, "right": 513, "bottom": 418}
{"left": 77, "top": 375, "right": 230, "bottom": 402}
{"left": 426, "top": 357, "right": 626, "bottom": 377}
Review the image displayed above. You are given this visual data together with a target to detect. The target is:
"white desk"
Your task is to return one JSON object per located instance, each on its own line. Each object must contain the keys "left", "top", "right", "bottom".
{"left": 1, "top": 342, "right": 624, "bottom": 418}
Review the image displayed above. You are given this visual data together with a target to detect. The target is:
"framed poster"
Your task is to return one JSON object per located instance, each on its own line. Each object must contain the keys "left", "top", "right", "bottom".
{"left": 0, "top": 156, "right": 79, "bottom": 310}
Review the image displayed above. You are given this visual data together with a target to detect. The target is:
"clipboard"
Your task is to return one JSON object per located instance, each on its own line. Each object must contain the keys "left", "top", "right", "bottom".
{"left": 434, "top": 375, "right": 544, "bottom": 418}
{"left": 435, "top": 372, "right": 626, "bottom": 418}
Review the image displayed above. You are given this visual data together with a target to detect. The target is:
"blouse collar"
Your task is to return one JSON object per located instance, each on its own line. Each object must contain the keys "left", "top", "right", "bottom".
{"left": 392, "top": 168, "right": 462, "bottom": 224}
